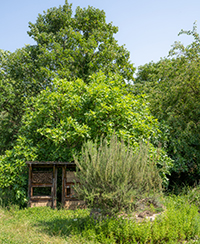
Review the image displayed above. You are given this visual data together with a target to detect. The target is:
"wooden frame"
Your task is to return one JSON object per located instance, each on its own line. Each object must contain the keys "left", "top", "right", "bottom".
{"left": 26, "top": 161, "right": 84, "bottom": 209}
{"left": 61, "top": 165, "right": 84, "bottom": 209}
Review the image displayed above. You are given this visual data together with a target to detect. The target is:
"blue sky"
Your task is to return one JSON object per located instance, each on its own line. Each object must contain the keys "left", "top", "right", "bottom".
{"left": 1, "top": 0, "right": 200, "bottom": 68}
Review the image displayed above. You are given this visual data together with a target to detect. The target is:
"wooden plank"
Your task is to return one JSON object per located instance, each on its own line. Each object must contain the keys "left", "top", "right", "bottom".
{"left": 31, "top": 183, "right": 53, "bottom": 187}
{"left": 32, "top": 166, "right": 54, "bottom": 169}
{"left": 52, "top": 165, "right": 57, "bottom": 209}
{"left": 30, "top": 197, "right": 53, "bottom": 207}
{"left": 26, "top": 161, "right": 75, "bottom": 166}
{"left": 31, "top": 196, "right": 52, "bottom": 200}
{"left": 30, "top": 202, "right": 52, "bottom": 207}
{"left": 54, "top": 166, "right": 57, "bottom": 208}
{"left": 62, "top": 166, "right": 66, "bottom": 206}
{"left": 64, "top": 200, "right": 85, "bottom": 210}
{"left": 66, "top": 171, "right": 80, "bottom": 183}
{"left": 28, "top": 163, "right": 32, "bottom": 207}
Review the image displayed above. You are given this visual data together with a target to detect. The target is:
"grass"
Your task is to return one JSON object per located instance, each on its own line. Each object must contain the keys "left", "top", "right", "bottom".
{"left": 0, "top": 206, "right": 91, "bottom": 244}
{"left": 0, "top": 193, "right": 200, "bottom": 244}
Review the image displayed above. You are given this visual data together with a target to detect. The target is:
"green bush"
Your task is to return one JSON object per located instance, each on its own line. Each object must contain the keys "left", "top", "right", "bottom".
{"left": 74, "top": 134, "right": 163, "bottom": 214}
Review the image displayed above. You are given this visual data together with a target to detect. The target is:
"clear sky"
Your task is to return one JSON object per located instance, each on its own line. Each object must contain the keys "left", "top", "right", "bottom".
{"left": 1, "top": 0, "right": 200, "bottom": 68}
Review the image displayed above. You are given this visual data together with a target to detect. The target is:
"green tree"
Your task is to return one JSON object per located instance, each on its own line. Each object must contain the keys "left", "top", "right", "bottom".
{"left": 0, "top": 1, "right": 135, "bottom": 154}
{"left": 0, "top": 47, "right": 47, "bottom": 153}
{"left": 27, "top": 1, "right": 134, "bottom": 83}
{"left": 135, "top": 24, "right": 200, "bottom": 184}
{"left": 0, "top": 73, "right": 172, "bottom": 205}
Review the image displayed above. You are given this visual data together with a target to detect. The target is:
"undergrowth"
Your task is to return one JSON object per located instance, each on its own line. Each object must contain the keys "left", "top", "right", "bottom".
{"left": 0, "top": 194, "right": 200, "bottom": 244}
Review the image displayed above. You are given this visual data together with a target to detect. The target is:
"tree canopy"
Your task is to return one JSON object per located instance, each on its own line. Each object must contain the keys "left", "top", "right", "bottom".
{"left": 135, "top": 24, "right": 200, "bottom": 184}
{"left": 0, "top": 1, "right": 135, "bottom": 154}
{"left": 27, "top": 1, "right": 135, "bottom": 83}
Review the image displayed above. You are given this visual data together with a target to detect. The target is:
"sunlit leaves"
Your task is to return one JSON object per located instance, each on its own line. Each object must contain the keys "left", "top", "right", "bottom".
{"left": 0, "top": 1, "right": 135, "bottom": 154}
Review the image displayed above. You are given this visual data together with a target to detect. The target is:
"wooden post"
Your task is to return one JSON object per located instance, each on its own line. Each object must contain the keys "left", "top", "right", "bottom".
{"left": 52, "top": 164, "right": 57, "bottom": 209}
{"left": 28, "top": 163, "right": 32, "bottom": 207}
{"left": 54, "top": 166, "right": 57, "bottom": 208}
{"left": 62, "top": 165, "right": 66, "bottom": 206}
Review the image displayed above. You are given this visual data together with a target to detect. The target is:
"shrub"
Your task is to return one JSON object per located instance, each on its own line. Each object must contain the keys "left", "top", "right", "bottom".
{"left": 74, "top": 134, "right": 163, "bottom": 214}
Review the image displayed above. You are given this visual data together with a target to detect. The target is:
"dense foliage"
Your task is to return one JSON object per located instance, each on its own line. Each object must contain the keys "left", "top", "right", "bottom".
{"left": 135, "top": 24, "right": 200, "bottom": 184}
{"left": 27, "top": 1, "right": 135, "bottom": 83}
{"left": 1, "top": 0, "right": 200, "bottom": 208}
{"left": 0, "top": 0, "right": 135, "bottom": 154}
{"left": 15, "top": 73, "right": 171, "bottom": 163}
{"left": 0, "top": 73, "right": 172, "bottom": 205}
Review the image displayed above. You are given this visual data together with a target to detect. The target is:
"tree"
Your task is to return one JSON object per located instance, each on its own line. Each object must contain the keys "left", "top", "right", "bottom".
{"left": 135, "top": 24, "right": 200, "bottom": 184}
{"left": 27, "top": 1, "right": 135, "bottom": 83}
{"left": 0, "top": 47, "right": 47, "bottom": 153}
{"left": 0, "top": 73, "right": 172, "bottom": 205}
{"left": 0, "top": 1, "right": 135, "bottom": 154}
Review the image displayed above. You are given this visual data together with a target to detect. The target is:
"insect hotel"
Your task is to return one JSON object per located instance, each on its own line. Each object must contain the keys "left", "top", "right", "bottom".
{"left": 26, "top": 161, "right": 84, "bottom": 209}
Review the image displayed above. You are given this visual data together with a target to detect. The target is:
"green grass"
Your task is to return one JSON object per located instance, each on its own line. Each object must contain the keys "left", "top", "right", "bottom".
{"left": 0, "top": 195, "right": 200, "bottom": 244}
{"left": 0, "top": 206, "right": 92, "bottom": 244}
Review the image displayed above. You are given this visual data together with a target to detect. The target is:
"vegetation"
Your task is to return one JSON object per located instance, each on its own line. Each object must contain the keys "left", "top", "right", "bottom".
{"left": 0, "top": 192, "right": 200, "bottom": 243}
{"left": 74, "top": 134, "right": 162, "bottom": 214}
{"left": 135, "top": 23, "right": 200, "bottom": 185}
{"left": 0, "top": 73, "right": 172, "bottom": 205}
{"left": 0, "top": 0, "right": 134, "bottom": 154}
{"left": 0, "top": 1, "right": 200, "bottom": 243}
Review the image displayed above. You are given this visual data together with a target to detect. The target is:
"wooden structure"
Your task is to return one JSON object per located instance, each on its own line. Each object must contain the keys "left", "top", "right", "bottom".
{"left": 26, "top": 161, "right": 84, "bottom": 209}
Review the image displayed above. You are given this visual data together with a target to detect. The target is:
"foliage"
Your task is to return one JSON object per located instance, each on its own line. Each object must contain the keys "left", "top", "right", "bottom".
{"left": 0, "top": 73, "right": 172, "bottom": 205}
{"left": 135, "top": 23, "right": 200, "bottom": 184}
{"left": 0, "top": 1, "right": 135, "bottom": 154}
{"left": 169, "top": 184, "right": 200, "bottom": 210}
{"left": 89, "top": 199, "right": 200, "bottom": 243}
{"left": 0, "top": 196, "right": 200, "bottom": 243}
{"left": 27, "top": 0, "right": 135, "bottom": 83}
{"left": 0, "top": 140, "right": 34, "bottom": 206}
{"left": 0, "top": 47, "right": 52, "bottom": 154}
{"left": 18, "top": 72, "right": 170, "bottom": 163}
{"left": 74, "top": 134, "right": 163, "bottom": 214}
{"left": 0, "top": 75, "right": 20, "bottom": 154}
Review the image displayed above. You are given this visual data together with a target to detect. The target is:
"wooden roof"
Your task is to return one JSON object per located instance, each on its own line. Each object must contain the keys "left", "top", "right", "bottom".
{"left": 26, "top": 161, "right": 75, "bottom": 166}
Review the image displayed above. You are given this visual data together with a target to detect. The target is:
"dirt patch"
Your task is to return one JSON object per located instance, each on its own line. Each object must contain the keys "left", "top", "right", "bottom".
{"left": 90, "top": 197, "right": 165, "bottom": 222}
